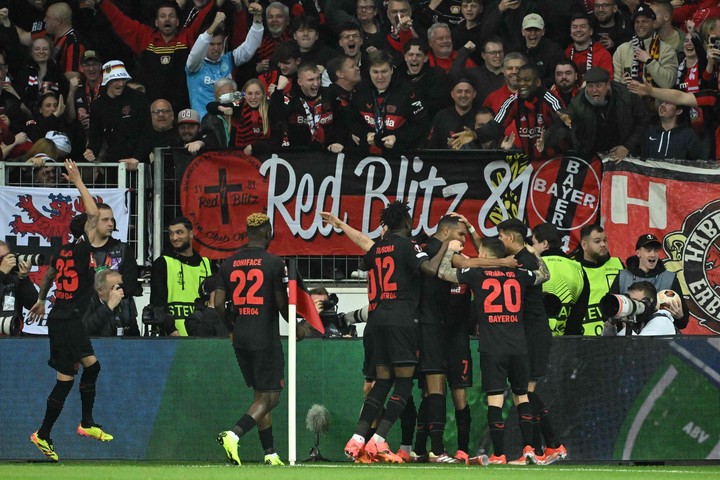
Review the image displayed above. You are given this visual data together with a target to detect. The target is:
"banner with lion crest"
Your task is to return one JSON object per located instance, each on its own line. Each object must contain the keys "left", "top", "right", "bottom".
{"left": 0, "top": 187, "right": 129, "bottom": 335}
{"left": 602, "top": 158, "right": 720, "bottom": 335}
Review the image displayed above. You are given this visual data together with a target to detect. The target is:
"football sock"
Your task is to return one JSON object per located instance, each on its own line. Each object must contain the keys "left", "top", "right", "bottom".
{"left": 455, "top": 406, "right": 471, "bottom": 454}
{"left": 517, "top": 401, "right": 534, "bottom": 448}
{"left": 399, "top": 394, "right": 417, "bottom": 447}
{"left": 529, "top": 391, "right": 558, "bottom": 448}
{"left": 427, "top": 393, "right": 446, "bottom": 454}
{"left": 258, "top": 426, "right": 275, "bottom": 454}
{"left": 355, "top": 378, "right": 392, "bottom": 437}
{"left": 487, "top": 405, "right": 505, "bottom": 456}
{"left": 375, "top": 377, "right": 413, "bottom": 439}
{"left": 231, "top": 414, "right": 257, "bottom": 438}
{"left": 39, "top": 379, "right": 74, "bottom": 439}
{"left": 414, "top": 396, "right": 428, "bottom": 454}
{"left": 79, "top": 362, "right": 100, "bottom": 427}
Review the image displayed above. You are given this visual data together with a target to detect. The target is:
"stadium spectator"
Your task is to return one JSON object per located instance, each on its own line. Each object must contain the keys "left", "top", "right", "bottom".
{"left": 353, "top": 0, "right": 389, "bottom": 52}
{"left": 418, "top": 0, "right": 464, "bottom": 28}
{"left": 397, "top": 38, "right": 452, "bottom": 119}
{"left": 612, "top": 2, "right": 677, "bottom": 88}
{"left": 641, "top": 100, "right": 707, "bottom": 160}
{"left": 351, "top": 50, "right": 430, "bottom": 155}
{"left": 592, "top": 0, "right": 633, "bottom": 54}
{"left": 519, "top": 13, "right": 565, "bottom": 87}
{"left": 186, "top": 6, "right": 263, "bottom": 120}
{"left": 291, "top": 15, "right": 336, "bottom": 68}
{"left": 462, "top": 37, "right": 505, "bottom": 105}
{"left": 327, "top": 55, "right": 362, "bottom": 148}
{"left": 602, "top": 281, "right": 677, "bottom": 336}
{"left": 426, "top": 78, "right": 477, "bottom": 149}
{"left": 83, "top": 269, "right": 139, "bottom": 337}
{"left": 565, "top": 13, "right": 614, "bottom": 85}
{"left": 331, "top": 22, "right": 367, "bottom": 83}
{"left": 177, "top": 108, "right": 212, "bottom": 155}
{"left": 150, "top": 216, "right": 212, "bottom": 336}
{"left": 138, "top": 98, "right": 181, "bottom": 164}
{"left": 259, "top": 41, "right": 300, "bottom": 96}
{"left": 205, "top": 78, "right": 273, "bottom": 154}
{"left": 573, "top": 224, "right": 624, "bottom": 336}
{"left": 14, "top": 36, "right": 65, "bottom": 117}
{"left": 451, "top": 0, "right": 486, "bottom": 64}
{"left": 609, "top": 234, "right": 689, "bottom": 330}
{"left": 546, "top": 67, "right": 650, "bottom": 161}
{"left": 481, "top": 0, "right": 539, "bottom": 54}
{"left": 83, "top": 61, "right": 149, "bottom": 168}
{"left": 97, "top": 0, "right": 215, "bottom": 110}
{"left": 426, "top": 22, "right": 477, "bottom": 74}
{"left": 22, "top": 91, "right": 71, "bottom": 143}
{"left": 482, "top": 51, "right": 526, "bottom": 115}
{"left": 251, "top": 1, "right": 292, "bottom": 76}
{"left": 531, "top": 222, "right": 589, "bottom": 336}
{"left": 44, "top": 2, "right": 86, "bottom": 75}
{"left": 650, "top": 0, "right": 685, "bottom": 55}
{"left": 74, "top": 51, "right": 103, "bottom": 134}
{"left": 215, "top": 213, "right": 295, "bottom": 466}
{"left": 384, "top": 0, "right": 419, "bottom": 58}
{"left": 550, "top": 59, "right": 579, "bottom": 108}
{"left": 269, "top": 62, "right": 344, "bottom": 152}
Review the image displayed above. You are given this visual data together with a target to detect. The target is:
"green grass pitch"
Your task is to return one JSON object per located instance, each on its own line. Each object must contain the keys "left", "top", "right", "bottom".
{"left": 2, "top": 462, "right": 719, "bottom": 480}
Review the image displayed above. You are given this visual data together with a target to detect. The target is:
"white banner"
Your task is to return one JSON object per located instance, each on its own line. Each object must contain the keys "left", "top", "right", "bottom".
{"left": 0, "top": 187, "right": 130, "bottom": 335}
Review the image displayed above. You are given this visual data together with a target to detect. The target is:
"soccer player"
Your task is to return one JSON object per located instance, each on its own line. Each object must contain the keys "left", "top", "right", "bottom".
{"left": 214, "top": 213, "right": 294, "bottom": 466}
{"left": 29, "top": 159, "right": 113, "bottom": 462}
{"left": 497, "top": 219, "right": 566, "bottom": 464}
{"left": 321, "top": 202, "right": 448, "bottom": 463}
{"left": 438, "top": 237, "right": 550, "bottom": 465}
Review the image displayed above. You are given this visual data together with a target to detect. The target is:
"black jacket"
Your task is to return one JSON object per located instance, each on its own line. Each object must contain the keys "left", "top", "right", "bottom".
{"left": 83, "top": 293, "right": 139, "bottom": 337}
{"left": 642, "top": 125, "right": 708, "bottom": 160}
{"left": 87, "top": 87, "right": 151, "bottom": 161}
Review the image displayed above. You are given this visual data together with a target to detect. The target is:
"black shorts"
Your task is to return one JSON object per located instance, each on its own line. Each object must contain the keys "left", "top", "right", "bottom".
{"left": 418, "top": 323, "right": 445, "bottom": 374}
{"left": 372, "top": 324, "right": 418, "bottom": 366}
{"left": 445, "top": 326, "right": 472, "bottom": 389}
{"left": 362, "top": 322, "right": 375, "bottom": 380}
{"left": 479, "top": 353, "right": 529, "bottom": 395}
{"left": 525, "top": 323, "right": 552, "bottom": 380}
{"left": 234, "top": 345, "right": 284, "bottom": 392}
{"left": 47, "top": 317, "right": 95, "bottom": 377}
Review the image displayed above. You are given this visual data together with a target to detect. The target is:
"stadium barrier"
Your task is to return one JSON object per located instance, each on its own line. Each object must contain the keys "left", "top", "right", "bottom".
{"left": 1, "top": 336, "right": 717, "bottom": 462}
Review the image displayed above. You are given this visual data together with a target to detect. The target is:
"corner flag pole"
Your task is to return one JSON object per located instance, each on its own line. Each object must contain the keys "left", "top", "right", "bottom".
{"left": 287, "top": 259, "right": 298, "bottom": 466}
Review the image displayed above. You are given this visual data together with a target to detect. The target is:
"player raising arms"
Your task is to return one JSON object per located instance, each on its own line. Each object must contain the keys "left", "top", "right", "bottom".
{"left": 215, "top": 213, "right": 303, "bottom": 466}
{"left": 438, "top": 237, "right": 550, "bottom": 465}
{"left": 321, "top": 202, "right": 448, "bottom": 463}
{"left": 30, "top": 160, "right": 113, "bottom": 462}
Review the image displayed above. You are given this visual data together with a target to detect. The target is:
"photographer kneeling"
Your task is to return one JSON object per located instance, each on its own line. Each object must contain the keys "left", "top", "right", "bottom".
{"left": 83, "top": 270, "right": 140, "bottom": 337}
{"left": 0, "top": 242, "right": 38, "bottom": 335}
{"left": 601, "top": 281, "right": 678, "bottom": 336}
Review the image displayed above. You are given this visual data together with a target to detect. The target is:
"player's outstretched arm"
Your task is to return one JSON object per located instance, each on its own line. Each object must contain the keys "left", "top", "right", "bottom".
{"left": 437, "top": 240, "right": 462, "bottom": 283}
{"left": 62, "top": 159, "right": 99, "bottom": 241}
{"left": 526, "top": 244, "right": 550, "bottom": 285}
{"left": 320, "top": 211, "right": 373, "bottom": 252}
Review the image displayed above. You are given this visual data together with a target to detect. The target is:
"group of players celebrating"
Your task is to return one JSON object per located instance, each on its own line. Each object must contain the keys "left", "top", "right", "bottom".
{"left": 29, "top": 163, "right": 565, "bottom": 466}
{"left": 321, "top": 203, "right": 567, "bottom": 466}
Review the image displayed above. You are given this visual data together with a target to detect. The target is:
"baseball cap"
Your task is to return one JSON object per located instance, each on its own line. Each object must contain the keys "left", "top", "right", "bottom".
{"left": 635, "top": 233, "right": 661, "bottom": 249}
{"left": 522, "top": 13, "right": 545, "bottom": 30}
{"left": 584, "top": 66, "right": 610, "bottom": 83}
{"left": 82, "top": 50, "right": 101, "bottom": 64}
{"left": 45, "top": 131, "right": 72, "bottom": 154}
{"left": 101, "top": 60, "right": 132, "bottom": 86}
{"left": 633, "top": 2, "right": 656, "bottom": 21}
{"left": 177, "top": 109, "right": 200, "bottom": 124}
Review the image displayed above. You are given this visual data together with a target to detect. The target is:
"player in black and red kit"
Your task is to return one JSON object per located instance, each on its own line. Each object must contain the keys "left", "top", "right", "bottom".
{"left": 498, "top": 219, "right": 567, "bottom": 464}
{"left": 438, "top": 236, "right": 550, "bottom": 466}
{"left": 29, "top": 160, "right": 112, "bottom": 462}
{"left": 215, "top": 213, "right": 292, "bottom": 467}
{"left": 321, "top": 202, "right": 448, "bottom": 463}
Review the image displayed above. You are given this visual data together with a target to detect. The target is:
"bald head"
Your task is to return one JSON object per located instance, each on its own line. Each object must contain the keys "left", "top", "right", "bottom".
{"left": 45, "top": 2, "right": 72, "bottom": 36}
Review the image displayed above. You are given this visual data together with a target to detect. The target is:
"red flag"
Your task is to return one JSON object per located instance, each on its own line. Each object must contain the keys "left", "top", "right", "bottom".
{"left": 288, "top": 259, "right": 325, "bottom": 334}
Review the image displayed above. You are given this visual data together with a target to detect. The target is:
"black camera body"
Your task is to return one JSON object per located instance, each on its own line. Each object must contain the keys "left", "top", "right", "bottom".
{"left": 318, "top": 294, "right": 357, "bottom": 338}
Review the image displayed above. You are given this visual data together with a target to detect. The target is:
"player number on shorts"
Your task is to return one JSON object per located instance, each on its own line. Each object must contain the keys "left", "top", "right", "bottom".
{"left": 482, "top": 278, "right": 521, "bottom": 313}
{"left": 230, "top": 268, "right": 264, "bottom": 305}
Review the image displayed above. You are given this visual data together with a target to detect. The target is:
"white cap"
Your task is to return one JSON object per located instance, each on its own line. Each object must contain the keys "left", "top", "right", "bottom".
{"left": 101, "top": 60, "right": 132, "bottom": 86}
{"left": 45, "top": 130, "right": 71, "bottom": 154}
{"left": 522, "top": 13, "right": 545, "bottom": 30}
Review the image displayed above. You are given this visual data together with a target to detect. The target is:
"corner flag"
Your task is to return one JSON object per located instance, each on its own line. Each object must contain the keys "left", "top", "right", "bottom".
{"left": 287, "top": 259, "right": 325, "bottom": 334}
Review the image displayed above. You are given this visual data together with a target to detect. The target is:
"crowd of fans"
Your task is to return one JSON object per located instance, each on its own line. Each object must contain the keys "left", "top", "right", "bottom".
{"left": 0, "top": 0, "right": 717, "bottom": 175}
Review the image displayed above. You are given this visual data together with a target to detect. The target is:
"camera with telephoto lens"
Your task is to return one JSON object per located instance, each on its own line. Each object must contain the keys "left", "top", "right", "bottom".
{"left": 318, "top": 293, "right": 357, "bottom": 338}
{"left": 0, "top": 313, "right": 21, "bottom": 336}
{"left": 218, "top": 91, "right": 245, "bottom": 103}
{"left": 16, "top": 254, "right": 46, "bottom": 266}
{"left": 599, "top": 293, "right": 652, "bottom": 324}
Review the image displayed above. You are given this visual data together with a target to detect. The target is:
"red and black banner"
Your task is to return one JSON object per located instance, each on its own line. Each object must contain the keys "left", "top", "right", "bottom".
{"left": 287, "top": 258, "right": 324, "bottom": 334}
{"left": 602, "top": 158, "right": 720, "bottom": 335}
{"left": 176, "top": 149, "right": 602, "bottom": 259}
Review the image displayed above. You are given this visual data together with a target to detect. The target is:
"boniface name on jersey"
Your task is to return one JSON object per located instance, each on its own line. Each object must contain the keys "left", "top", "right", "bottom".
{"left": 233, "top": 258, "right": 263, "bottom": 267}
